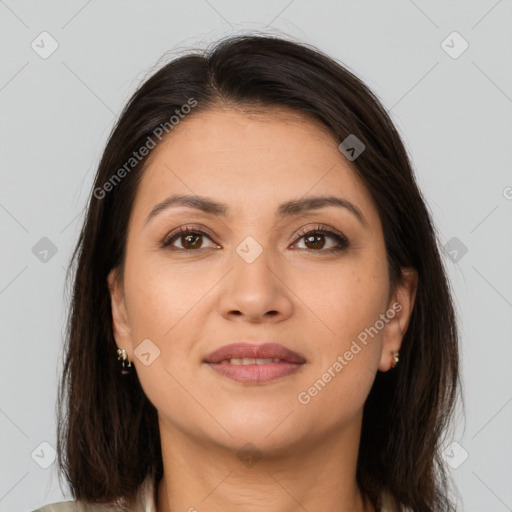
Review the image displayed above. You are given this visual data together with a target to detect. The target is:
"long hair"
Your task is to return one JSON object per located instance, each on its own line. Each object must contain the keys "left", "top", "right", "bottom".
{"left": 56, "top": 33, "right": 462, "bottom": 511}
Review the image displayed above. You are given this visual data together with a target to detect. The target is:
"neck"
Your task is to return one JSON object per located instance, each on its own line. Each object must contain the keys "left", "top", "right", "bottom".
{"left": 155, "top": 413, "right": 374, "bottom": 512}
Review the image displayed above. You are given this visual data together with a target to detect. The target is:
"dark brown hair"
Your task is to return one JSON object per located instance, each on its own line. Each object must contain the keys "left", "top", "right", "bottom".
{"left": 57, "top": 33, "right": 463, "bottom": 511}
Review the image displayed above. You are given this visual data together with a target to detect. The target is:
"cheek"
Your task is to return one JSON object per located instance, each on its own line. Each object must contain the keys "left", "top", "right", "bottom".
{"left": 295, "top": 263, "right": 387, "bottom": 414}
{"left": 124, "top": 256, "right": 211, "bottom": 340}
{"left": 301, "top": 255, "right": 389, "bottom": 342}
{"left": 121, "top": 259, "right": 210, "bottom": 422}
{"left": 296, "top": 257, "right": 388, "bottom": 405}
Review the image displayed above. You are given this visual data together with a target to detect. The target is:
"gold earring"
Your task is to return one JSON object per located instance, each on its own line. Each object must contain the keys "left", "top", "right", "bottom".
{"left": 391, "top": 351, "right": 399, "bottom": 368}
{"left": 117, "top": 348, "right": 134, "bottom": 374}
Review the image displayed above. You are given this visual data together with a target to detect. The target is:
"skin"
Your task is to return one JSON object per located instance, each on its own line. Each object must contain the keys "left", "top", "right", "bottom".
{"left": 108, "top": 106, "right": 418, "bottom": 512}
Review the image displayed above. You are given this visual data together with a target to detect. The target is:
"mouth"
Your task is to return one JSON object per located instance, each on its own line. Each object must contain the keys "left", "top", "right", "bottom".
{"left": 203, "top": 342, "right": 306, "bottom": 384}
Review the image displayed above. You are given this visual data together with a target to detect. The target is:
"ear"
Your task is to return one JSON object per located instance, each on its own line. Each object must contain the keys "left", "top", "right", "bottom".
{"left": 378, "top": 267, "right": 418, "bottom": 372}
{"left": 107, "top": 267, "right": 133, "bottom": 353}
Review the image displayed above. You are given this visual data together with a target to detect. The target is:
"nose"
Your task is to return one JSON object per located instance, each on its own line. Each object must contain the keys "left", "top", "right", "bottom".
{"left": 217, "top": 244, "right": 294, "bottom": 323}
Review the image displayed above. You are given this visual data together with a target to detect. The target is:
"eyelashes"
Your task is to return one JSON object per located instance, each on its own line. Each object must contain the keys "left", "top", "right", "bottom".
{"left": 293, "top": 225, "right": 349, "bottom": 252}
{"left": 161, "top": 224, "right": 350, "bottom": 254}
{"left": 161, "top": 226, "right": 220, "bottom": 251}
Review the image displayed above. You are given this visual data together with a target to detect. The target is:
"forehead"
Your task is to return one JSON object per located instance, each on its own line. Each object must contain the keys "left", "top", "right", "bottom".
{"left": 130, "top": 107, "right": 378, "bottom": 228}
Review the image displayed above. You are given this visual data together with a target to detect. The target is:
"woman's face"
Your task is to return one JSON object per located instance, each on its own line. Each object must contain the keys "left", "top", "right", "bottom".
{"left": 109, "top": 107, "right": 416, "bottom": 454}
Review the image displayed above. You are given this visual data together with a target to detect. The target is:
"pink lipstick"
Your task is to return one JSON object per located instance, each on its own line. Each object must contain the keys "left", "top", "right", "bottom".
{"left": 203, "top": 342, "right": 306, "bottom": 384}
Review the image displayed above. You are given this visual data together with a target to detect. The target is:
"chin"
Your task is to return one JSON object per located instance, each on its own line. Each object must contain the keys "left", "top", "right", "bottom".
{"left": 207, "top": 405, "right": 307, "bottom": 452}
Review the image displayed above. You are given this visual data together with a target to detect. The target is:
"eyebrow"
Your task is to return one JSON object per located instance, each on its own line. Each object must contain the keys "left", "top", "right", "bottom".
{"left": 144, "top": 193, "right": 368, "bottom": 228}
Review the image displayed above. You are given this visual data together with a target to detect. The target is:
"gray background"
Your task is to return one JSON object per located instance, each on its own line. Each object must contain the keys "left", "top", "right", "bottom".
{"left": 1, "top": 1, "right": 511, "bottom": 511}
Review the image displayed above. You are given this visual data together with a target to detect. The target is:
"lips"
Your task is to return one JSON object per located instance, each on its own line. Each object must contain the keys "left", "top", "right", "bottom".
{"left": 204, "top": 342, "right": 306, "bottom": 364}
{"left": 204, "top": 342, "right": 306, "bottom": 384}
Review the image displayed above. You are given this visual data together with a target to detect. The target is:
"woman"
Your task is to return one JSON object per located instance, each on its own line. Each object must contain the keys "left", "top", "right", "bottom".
{"left": 32, "top": 34, "right": 462, "bottom": 512}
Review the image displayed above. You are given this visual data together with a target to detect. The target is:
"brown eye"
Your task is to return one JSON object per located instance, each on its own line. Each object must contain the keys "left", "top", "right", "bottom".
{"left": 303, "top": 233, "right": 327, "bottom": 250}
{"left": 162, "top": 227, "right": 217, "bottom": 251}
{"left": 180, "top": 233, "right": 203, "bottom": 249}
{"left": 293, "top": 226, "right": 349, "bottom": 253}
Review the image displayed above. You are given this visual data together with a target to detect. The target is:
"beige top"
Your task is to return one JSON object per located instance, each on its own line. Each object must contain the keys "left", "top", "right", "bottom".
{"left": 31, "top": 474, "right": 398, "bottom": 512}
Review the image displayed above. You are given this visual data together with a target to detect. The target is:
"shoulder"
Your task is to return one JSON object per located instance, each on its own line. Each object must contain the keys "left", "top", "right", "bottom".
{"left": 380, "top": 491, "right": 394, "bottom": 512}
{"left": 29, "top": 473, "right": 157, "bottom": 512}
{"left": 380, "top": 489, "right": 398, "bottom": 512}
{"left": 29, "top": 500, "right": 129, "bottom": 512}
{"left": 380, "top": 488, "right": 414, "bottom": 512}
{"left": 30, "top": 503, "right": 75, "bottom": 512}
